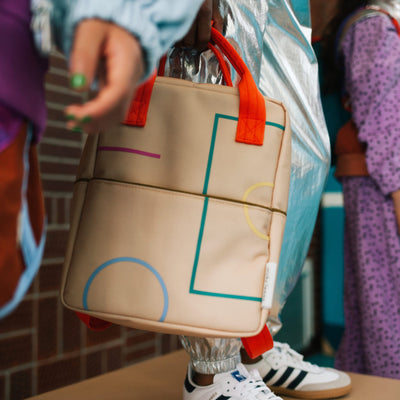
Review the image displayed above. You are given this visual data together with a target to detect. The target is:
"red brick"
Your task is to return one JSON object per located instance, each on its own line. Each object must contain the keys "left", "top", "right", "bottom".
{"left": 0, "top": 300, "right": 33, "bottom": 334}
{"left": 126, "top": 331, "right": 156, "bottom": 347}
{"left": 45, "top": 72, "right": 70, "bottom": 88}
{"left": 45, "top": 89, "right": 82, "bottom": 105}
{"left": 38, "top": 297, "right": 58, "bottom": 359}
{"left": 46, "top": 106, "right": 69, "bottom": 123}
{"left": 62, "top": 308, "right": 81, "bottom": 353}
{"left": 86, "top": 351, "right": 102, "bottom": 379}
{"left": 41, "top": 178, "right": 74, "bottom": 194}
{"left": 57, "top": 198, "right": 71, "bottom": 225}
{"left": 48, "top": 54, "right": 68, "bottom": 70}
{"left": 0, "top": 375, "right": 5, "bottom": 400}
{"left": 37, "top": 357, "right": 81, "bottom": 395}
{"left": 39, "top": 142, "right": 82, "bottom": 160}
{"left": 44, "top": 197, "right": 53, "bottom": 223}
{"left": 161, "top": 334, "right": 182, "bottom": 354}
{"left": 125, "top": 345, "right": 156, "bottom": 364}
{"left": 0, "top": 334, "right": 32, "bottom": 368}
{"left": 40, "top": 161, "right": 79, "bottom": 176}
{"left": 43, "top": 229, "right": 69, "bottom": 259}
{"left": 10, "top": 368, "right": 32, "bottom": 400}
{"left": 42, "top": 126, "right": 82, "bottom": 143}
{"left": 86, "top": 324, "right": 122, "bottom": 347}
{"left": 39, "top": 264, "right": 63, "bottom": 292}
{"left": 106, "top": 347, "right": 122, "bottom": 372}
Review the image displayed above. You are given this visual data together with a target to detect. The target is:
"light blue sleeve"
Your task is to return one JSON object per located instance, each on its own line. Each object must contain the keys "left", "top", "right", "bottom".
{"left": 51, "top": 0, "right": 204, "bottom": 80}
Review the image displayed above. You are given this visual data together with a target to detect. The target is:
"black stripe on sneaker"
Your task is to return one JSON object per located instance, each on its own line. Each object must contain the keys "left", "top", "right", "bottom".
{"left": 216, "top": 396, "right": 231, "bottom": 400}
{"left": 263, "top": 368, "right": 278, "bottom": 383}
{"left": 184, "top": 375, "right": 196, "bottom": 393}
{"left": 273, "top": 367, "right": 295, "bottom": 386}
{"left": 287, "top": 370, "right": 308, "bottom": 389}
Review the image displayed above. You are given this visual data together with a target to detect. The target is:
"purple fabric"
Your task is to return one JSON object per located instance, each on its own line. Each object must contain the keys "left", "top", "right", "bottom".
{"left": 0, "top": 0, "right": 48, "bottom": 149}
{"left": 335, "top": 15, "right": 400, "bottom": 379}
{"left": 0, "top": 105, "right": 24, "bottom": 152}
{"left": 341, "top": 14, "right": 400, "bottom": 195}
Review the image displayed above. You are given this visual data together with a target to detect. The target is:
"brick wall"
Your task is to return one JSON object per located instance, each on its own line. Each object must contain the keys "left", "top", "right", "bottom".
{"left": 0, "top": 53, "right": 181, "bottom": 400}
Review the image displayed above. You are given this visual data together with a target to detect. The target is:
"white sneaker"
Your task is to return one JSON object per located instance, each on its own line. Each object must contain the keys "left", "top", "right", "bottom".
{"left": 243, "top": 342, "right": 351, "bottom": 399}
{"left": 183, "top": 362, "right": 283, "bottom": 400}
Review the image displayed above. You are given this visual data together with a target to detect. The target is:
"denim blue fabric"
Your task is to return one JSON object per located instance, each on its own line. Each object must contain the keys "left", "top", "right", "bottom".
{"left": 51, "top": 0, "right": 204, "bottom": 81}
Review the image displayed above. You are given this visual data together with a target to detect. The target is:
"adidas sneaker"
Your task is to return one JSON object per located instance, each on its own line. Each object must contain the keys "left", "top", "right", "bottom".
{"left": 243, "top": 342, "right": 351, "bottom": 399}
{"left": 183, "top": 362, "right": 283, "bottom": 400}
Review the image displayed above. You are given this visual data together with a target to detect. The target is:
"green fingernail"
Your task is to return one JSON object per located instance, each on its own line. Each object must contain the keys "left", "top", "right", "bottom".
{"left": 66, "top": 114, "right": 76, "bottom": 121}
{"left": 80, "top": 116, "right": 92, "bottom": 124}
{"left": 70, "top": 74, "right": 86, "bottom": 89}
{"left": 72, "top": 126, "right": 83, "bottom": 133}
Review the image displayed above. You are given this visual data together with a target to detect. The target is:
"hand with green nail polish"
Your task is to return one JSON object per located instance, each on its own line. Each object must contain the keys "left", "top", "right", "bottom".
{"left": 70, "top": 74, "right": 87, "bottom": 90}
{"left": 64, "top": 19, "right": 145, "bottom": 134}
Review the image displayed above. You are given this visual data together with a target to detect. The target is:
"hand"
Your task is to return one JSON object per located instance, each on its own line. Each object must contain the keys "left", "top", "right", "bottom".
{"left": 65, "top": 19, "right": 145, "bottom": 134}
{"left": 176, "top": 0, "right": 223, "bottom": 51}
{"left": 392, "top": 190, "right": 400, "bottom": 235}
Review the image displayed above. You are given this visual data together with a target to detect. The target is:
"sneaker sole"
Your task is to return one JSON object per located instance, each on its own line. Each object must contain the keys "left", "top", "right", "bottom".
{"left": 270, "top": 383, "right": 352, "bottom": 399}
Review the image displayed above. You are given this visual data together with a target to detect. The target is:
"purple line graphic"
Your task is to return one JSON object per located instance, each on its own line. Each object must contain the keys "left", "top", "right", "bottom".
{"left": 98, "top": 146, "right": 161, "bottom": 159}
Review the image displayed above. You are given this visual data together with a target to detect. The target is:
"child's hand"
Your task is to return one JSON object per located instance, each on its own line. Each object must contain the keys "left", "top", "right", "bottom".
{"left": 176, "top": 0, "right": 223, "bottom": 51}
{"left": 65, "top": 19, "right": 144, "bottom": 134}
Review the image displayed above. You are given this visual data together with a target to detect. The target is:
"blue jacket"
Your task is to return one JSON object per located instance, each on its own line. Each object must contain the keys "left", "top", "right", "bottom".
{"left": 50, "top": 0, "right": 204, "bottom": 80}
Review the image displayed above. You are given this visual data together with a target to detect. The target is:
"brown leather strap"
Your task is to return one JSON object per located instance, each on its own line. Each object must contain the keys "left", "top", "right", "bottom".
{"left": 334, "top": 6, "right": 400, "bottom": 178}
{"left": 335, "top": 153, "right": 369, "bottom": 177}
{"left": 334, "top": 119, "right": 369, "bottom": 177}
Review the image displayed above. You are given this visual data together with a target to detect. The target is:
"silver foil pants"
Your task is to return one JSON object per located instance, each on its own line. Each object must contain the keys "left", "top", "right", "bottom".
{"left": 179, "top": 336, "right": 242, "bottom": 374}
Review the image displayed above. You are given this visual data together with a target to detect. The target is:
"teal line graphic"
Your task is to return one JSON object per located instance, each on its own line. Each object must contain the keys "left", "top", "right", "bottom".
{"left": 189, "top": 197, "right": 209, "bottom": 294}
{"left": 189, "top": 113, "right": 283, "bottom": 302}
{"left": 202, "top": 117, "right": 219, "bottom": 195}
{"left": 214, "top": 113, "right": 285, "bottom": 131}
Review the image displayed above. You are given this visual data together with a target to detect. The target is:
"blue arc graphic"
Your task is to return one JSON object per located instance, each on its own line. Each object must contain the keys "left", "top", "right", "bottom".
{"left": 83, "top": 257, "right": 169, "bottom": 322}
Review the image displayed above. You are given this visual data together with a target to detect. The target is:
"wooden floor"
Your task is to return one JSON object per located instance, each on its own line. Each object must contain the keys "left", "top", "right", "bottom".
{"left": 27, "top": 350, "right": 400, "bottom": 400}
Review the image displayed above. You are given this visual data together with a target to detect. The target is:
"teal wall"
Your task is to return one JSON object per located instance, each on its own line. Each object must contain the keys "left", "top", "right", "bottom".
{"left": 320, "top": 170, "right": 346, "bottom": 350}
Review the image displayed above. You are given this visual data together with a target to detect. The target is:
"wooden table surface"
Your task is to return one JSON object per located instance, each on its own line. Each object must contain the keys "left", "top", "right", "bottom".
{"left": 27, "top": 350, "right": 400, "bottom": 400}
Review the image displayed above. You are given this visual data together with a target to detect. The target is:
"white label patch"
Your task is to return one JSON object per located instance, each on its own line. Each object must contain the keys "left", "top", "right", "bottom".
{"left": 262, "top": 262, "right": 278, "bottom": 309}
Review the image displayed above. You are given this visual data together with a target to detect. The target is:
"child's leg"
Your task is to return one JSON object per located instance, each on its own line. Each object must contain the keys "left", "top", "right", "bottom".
{"left": 180, "top": 336, "right": 241, "bottom": 385}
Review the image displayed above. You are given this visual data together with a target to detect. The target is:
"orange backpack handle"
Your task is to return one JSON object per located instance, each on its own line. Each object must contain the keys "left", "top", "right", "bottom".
{"left": 125, "top": 27, "right": 266, "bottom": 146}
{"left": 241, "top": 325, "right": 274, "bottom": 359}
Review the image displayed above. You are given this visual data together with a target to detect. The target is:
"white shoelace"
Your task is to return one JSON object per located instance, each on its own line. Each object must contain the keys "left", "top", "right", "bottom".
{"left": 227, "top": 370, "right": 283, "bottom": 400}
{"left": 273, "top": 342, "right": 320, "bottom": 373}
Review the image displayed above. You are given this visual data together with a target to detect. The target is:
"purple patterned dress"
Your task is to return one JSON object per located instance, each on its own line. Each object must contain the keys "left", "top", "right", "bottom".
{"left": 334, "top": 14, "right": 400, "bottom": 379}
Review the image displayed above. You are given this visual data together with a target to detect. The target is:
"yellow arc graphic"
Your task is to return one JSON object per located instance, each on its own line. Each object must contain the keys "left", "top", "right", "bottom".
{"left": 242, "top": 182, "right": 274, "bottom": 240}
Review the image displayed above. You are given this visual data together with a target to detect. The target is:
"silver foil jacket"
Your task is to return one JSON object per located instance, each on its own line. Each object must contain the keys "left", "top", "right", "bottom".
{"left": 164, "top": 0, "right": 330, "bottom": 336}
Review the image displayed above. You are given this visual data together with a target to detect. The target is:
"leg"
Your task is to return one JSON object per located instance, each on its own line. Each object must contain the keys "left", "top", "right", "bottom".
{"left": 180, "top": 336, "right": 241, "bottom": 384}
{"left": 180, "top": 335, "right": 283, "bottom": 399}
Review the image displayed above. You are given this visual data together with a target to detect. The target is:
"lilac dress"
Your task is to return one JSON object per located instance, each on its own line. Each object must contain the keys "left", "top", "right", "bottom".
{"left": 335, "top": 14, "right": 400, "bottom": 379}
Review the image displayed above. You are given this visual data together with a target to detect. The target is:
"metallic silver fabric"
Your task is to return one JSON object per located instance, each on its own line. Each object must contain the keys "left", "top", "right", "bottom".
{"left": 164, "top": 1, "right": 268, "bottom": 84}
{"left": 260, "top": 0, "right": 330, "bottom": 335}
{"left": 368, "top": 0, "right": 400, "bottom": 21}
{"left": 180, "top": 336, "right": 242, "bottom": 374}
{"left": 175, "top": 0, "right": 330, "bottom": 365}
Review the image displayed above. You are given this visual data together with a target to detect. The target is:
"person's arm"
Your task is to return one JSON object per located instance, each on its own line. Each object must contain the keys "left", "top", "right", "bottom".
{"left": 176, "top": 0, "right": 223, "bottom": 51}
{"left": 50, "top": 0, "right": 204, "bottom": 133}
{"left": 342, "top": 15, "right": 400, "bottom": 198}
